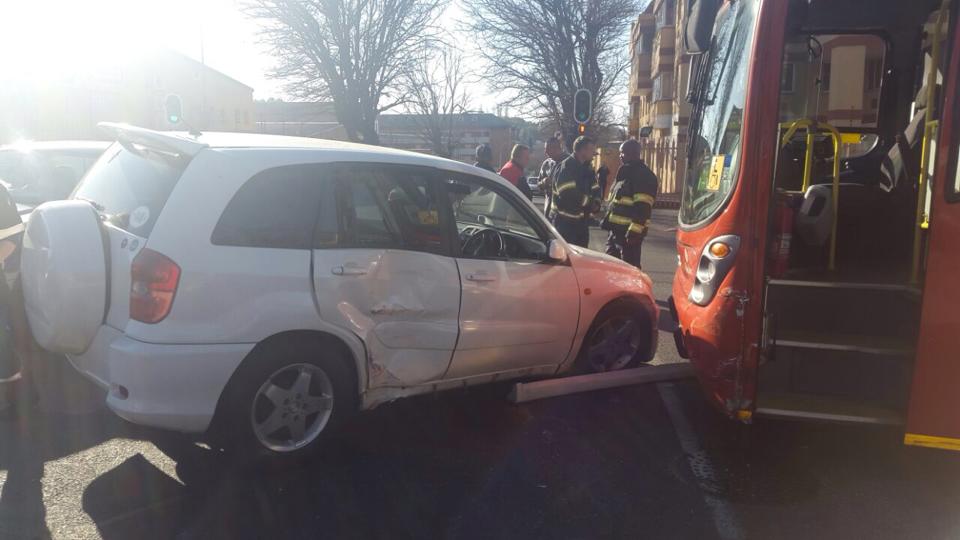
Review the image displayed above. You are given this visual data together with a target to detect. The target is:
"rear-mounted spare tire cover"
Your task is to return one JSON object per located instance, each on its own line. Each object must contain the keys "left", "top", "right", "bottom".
{"left": 22, "top": 201, "right": 107, "bottom": 354}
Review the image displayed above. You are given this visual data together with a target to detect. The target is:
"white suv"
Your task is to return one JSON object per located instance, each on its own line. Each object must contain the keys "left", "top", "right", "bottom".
{"left": 21, "top": 124, "right": 658, "bottom": 459}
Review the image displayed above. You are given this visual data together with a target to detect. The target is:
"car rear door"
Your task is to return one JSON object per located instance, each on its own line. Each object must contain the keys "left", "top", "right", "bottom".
{"left": 311, "top": 163, "right": 461, "bottom": 388}
{"left": 905, "top": 13, "right": 960, "bottom": 451}
{"left": 439, "top": 171, "right": 580, "bottom": 379}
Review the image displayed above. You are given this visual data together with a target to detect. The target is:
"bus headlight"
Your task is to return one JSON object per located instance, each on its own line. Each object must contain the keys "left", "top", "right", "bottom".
{"left": 690, "top": 234, "right": 740, "bottom": 306}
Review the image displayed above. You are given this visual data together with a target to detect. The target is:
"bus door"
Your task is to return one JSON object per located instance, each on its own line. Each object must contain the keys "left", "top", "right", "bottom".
{"left": 905, "top": 7, "right": 960, "bottom": 451}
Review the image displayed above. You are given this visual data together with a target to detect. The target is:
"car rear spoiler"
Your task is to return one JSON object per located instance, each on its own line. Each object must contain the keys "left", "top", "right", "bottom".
{"left": 97, "top": 123, "right": 208, "bottom": 158}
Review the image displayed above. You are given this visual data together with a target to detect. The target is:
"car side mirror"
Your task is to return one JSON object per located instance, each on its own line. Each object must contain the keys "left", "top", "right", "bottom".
{"left": 547, "top": 240, "right": 567, "bottom": 262}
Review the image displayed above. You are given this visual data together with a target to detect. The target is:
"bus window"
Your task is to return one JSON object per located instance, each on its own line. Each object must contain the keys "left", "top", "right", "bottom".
{"left": 681, "top": 0, "right": 760, "bottom": 226}
{"left": 778, "top": 34, "right": 888, "bottom": 129}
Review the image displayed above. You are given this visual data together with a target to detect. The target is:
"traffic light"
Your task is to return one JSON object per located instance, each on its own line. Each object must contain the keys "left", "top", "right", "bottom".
{"left": 578, "top": 123, "right": 586, "bottom": 135}
{"left": 165, "top": 94, "right": 183, "bottom": 125}
{"left": 574, "top": 89, "right": 592, "bottom": 124}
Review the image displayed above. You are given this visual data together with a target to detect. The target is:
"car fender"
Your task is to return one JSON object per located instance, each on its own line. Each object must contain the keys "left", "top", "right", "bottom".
{"left": 558, "top": 246, "right": 659, "bottom": 373}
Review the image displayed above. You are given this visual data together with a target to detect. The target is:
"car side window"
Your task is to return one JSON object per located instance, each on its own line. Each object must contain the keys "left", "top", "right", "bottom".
{"left": 336, "top": 164, "right": 448, "bottom": 255}
{"left": 443, "top": 172, "right": 549, "bottom": 261}
{"left": 212, "top": 164, "right": 337, "bottom": 249}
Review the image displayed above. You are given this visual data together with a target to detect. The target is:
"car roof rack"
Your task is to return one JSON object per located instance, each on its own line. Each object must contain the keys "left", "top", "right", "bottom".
{"left": 97, "top": 123, "right": 208, "bottom": 158}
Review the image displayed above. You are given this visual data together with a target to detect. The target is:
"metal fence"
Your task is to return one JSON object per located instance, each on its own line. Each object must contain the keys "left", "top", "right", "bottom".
{"left": 640, "top": 139, "right": 682, "bottom": 196}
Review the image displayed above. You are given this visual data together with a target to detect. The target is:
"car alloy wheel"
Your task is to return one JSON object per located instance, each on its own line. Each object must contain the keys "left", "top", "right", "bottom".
{"left": 250, "top": 362, "right": 334, "bottom": 453}
{"left": 586, "top": 317, "right": 643, "bottom": 372}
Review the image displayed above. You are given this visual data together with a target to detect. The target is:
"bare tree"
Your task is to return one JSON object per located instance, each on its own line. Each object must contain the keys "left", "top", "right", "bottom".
{"left": 462, "top": 0, "right": 637, "bottom": 146}
{"left": 247, "top": 0, "right": 447, "bottom": 144}
{"left": 402, "top": 45, "right": 472, "bottom": 157}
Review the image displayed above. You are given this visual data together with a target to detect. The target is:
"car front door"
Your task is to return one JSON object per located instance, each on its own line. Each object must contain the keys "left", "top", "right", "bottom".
{"left": 440, "top": 171, "right": 580, "bottom": 379}
{"left": 312, "top": 163, "right": 461, "bottom": 388}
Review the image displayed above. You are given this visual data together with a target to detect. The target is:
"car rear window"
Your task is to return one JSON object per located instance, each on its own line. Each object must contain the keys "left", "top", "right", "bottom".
{"left": 72, "top": 144, "right": 186, "bottom": 237}
{"left": 211, "top": 164, "right": 336, "bottom": 249}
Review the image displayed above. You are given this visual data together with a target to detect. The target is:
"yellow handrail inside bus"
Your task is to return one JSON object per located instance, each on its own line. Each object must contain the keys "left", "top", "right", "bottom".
{"left": 818, "top": 123, "right": 843, "bottom": 271}
{"left": 779, "top": 118, "right": 842, "bottom": 270}
{"left": 911, "top": 0, "right": 950, "bottom": 284}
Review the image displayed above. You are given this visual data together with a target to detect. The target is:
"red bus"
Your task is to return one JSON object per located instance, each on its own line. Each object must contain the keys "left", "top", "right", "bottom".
{"left": 671, "top": 0, "right": 960, "bottom": 451}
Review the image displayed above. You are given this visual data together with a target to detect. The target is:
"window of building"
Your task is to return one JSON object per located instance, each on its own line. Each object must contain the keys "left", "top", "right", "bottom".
{"left": 211, "top": 164, "right": 336, "bottom": 249}
{"left": 655, "top": 0, "right": 675, "bottom": 29}
{"left": 653, "top": 72, "right": 674, "bottom": 102}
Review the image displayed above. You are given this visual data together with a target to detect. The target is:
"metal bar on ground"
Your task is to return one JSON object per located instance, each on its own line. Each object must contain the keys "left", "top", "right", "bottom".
{"left": 509, "top": 362, "right": 695, "bottom": 404}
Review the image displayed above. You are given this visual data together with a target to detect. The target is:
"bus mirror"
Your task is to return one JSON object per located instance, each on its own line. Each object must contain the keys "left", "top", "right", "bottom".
{"left": 685, "top": 0, "right": 720, "bottom": 55}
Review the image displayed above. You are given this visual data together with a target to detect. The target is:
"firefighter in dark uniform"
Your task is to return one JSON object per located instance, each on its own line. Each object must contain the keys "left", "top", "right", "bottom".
{"left": 601, "top": 139, "right": 658, "bottom": 269}
{"left": 552, "top": 136, "right": 601, "bottom": 248}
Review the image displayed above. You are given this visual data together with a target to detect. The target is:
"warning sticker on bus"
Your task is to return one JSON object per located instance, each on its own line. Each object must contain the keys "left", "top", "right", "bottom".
{"left": 707, "top": 155, "right": 731, "bottom": 191}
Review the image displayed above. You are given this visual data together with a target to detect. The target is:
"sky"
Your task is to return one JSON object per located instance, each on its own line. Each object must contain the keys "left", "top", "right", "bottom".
{"left": 0, "top": 0, "right": 625, "bottom": 120}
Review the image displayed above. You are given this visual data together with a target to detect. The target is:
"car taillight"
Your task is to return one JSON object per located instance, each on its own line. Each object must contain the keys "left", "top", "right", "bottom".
{"left": 130, "top": 248, "right": 180, "bottom": 323}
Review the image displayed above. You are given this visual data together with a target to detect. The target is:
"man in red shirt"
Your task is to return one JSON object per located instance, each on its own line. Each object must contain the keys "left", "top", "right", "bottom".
{"left": 498, "top": 144, "right": 533, "bottom": 199}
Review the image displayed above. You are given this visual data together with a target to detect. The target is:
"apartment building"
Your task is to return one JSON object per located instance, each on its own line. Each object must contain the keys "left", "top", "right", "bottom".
{"left": 628, "top": 0, "right": 691, "bottom": 194}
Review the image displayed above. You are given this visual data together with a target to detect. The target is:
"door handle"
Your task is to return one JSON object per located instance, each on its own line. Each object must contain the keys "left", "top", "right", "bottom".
{"left": 332, "top": 265, "right": 368, "bottom": 276}
{"left": 465, "top": 272, "right": 497, "bottom": 283}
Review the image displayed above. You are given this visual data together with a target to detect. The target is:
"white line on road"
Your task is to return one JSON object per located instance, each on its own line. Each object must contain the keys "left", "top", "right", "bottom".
{"left": 658, "top": 382, "right": 744, "bottom": 540}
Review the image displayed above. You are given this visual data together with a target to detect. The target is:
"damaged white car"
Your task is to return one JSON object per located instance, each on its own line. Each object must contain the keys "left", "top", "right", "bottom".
{"left": 21, "top": 124, "right": 658, "bottom": 459}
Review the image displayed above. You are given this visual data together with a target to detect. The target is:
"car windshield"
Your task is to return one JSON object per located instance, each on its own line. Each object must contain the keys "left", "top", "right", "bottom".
{"left": 0, "top": 148, "right": 102, "bottom": 205}
{"left": 72, "top": 144, "right": 186, "bottom": 236}
{"left": 452, "top": 183, "right": 539, "bottom": 239}
{"left": 680, "top": 0, "right": 760, "bottom": 225}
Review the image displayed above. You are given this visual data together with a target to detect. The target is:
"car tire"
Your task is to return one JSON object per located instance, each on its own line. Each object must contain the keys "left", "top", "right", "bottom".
{"left": 217, "top": 335, "right": 357, "bottom": 463}
{"left": 575, "top": 300, "right": 652, "bottom": 374}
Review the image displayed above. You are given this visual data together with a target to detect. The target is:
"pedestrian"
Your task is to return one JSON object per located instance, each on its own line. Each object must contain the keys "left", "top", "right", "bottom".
{"left": 0, "top": 181, "right": 30, "bottom": 415}
{"left": 600, "top": 138, "right": 658, "bottom": 269}
{"left": 538, "top": 135, "right": 569, "bottom": 217}
{"left": 552, "top": 136, "right": 601, "bottom": 248}
{"left": 597, "top": 163, "right": 610, "bottom": 201}
{"left": 474, "top": 143, "right": 496, "bottom": 173}
{"left": 498, "top": 144, "right": 533, "bottom": 199}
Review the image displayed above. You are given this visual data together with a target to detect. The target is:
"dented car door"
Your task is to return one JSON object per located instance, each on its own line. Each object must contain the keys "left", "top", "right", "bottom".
{"left": 311, "top": 163, "right": 461, "bottom": 388}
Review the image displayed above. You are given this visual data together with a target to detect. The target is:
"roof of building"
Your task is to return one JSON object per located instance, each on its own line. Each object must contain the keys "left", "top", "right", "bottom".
{"left": 378, "top": 113, "right": 513, "bottom": 130}
{"left": 161, "top": 49, "right": 254, "bottom": 91}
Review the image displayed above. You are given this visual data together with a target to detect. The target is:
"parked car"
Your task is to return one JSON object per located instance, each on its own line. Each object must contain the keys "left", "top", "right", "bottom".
{"left": 527, "top": 175, "right": 542, "bottom": 196}
{"left": 21, "top": 124, "right": 658, "bottom": 460}
{"left": 0, "top": 141, "right": 110, "bottom": 211}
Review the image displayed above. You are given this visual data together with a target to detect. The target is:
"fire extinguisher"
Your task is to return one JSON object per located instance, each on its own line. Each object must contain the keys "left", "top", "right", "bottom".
{"left": 769, "top": 190, "right": 796, "bottom": 278}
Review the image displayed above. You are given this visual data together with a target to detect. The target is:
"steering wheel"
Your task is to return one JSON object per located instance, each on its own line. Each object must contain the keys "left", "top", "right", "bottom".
{"left": 462, "top": 228, "right": 505, "bottom": 258}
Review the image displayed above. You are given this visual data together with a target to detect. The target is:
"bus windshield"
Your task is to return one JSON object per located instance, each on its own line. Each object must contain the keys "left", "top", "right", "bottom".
{"left": 680, "top": 0, "right": 760, "bottom": 225}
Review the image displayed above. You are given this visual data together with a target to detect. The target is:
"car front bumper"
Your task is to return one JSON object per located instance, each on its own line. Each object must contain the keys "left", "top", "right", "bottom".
{"left": 69, "top": 325, "right": 254, "bottom": 433}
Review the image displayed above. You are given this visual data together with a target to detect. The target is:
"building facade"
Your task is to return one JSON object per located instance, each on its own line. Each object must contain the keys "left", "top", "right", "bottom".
{"left": 628, "top": 0, "right": 690, "bottom": 195}
{"left": 254, "top": 101, "right": 349, "bottom": 140}
{"left": 378, "top": 113, "right": 517, "bottom": 165}
{"left": 0, "top": 49, "right": 255, "bottom": 143}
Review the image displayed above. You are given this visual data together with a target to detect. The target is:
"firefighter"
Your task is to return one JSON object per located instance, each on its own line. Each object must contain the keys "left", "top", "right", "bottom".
{"left": 601, "top": 138, "right": 657, "bottom": 269}
{"left": 538, "top": 134, "right": 569, "bottom": 216}
{"left": 552, "top": 136, "right": 600, "bottom": 248}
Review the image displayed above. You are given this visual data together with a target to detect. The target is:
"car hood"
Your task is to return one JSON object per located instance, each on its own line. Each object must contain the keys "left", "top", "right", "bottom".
{"left": 568, "top": 245, "right": 654, "bottom": 292}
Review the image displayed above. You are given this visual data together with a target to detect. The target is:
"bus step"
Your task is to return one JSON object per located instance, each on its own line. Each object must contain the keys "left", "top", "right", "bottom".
{"left": 756, "top": 391, "right": 904, "bottom": 426}
{"left": 772, "top": 329, "right": 915, "bottom": 356}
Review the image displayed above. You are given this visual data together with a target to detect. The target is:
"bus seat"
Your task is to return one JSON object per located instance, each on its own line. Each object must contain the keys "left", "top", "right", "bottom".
{"left": 880, "top": 85, "right": 939, "bottom": 192}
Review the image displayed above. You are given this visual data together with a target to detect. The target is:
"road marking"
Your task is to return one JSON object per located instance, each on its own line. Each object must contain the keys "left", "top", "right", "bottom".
{"left": 658, "top": 382, "right": 743, "bottom": 540}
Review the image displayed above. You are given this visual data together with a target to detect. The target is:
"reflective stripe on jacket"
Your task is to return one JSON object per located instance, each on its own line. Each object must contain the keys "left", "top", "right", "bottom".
{"left": 553, "top": 155, "right": 599, "bottom": 221}
{"left": 603, "top": 160, "right": 659, "bottom": 237}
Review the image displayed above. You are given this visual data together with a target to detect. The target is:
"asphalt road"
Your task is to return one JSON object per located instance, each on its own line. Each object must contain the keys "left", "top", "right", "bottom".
{"left": 2, "top": 209, "right": 960, "bottom": 539}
